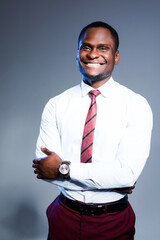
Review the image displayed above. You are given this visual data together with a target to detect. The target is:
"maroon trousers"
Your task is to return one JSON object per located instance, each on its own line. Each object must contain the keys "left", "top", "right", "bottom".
{"left": 46, "top": 195, "right": 135, "bottom": 240}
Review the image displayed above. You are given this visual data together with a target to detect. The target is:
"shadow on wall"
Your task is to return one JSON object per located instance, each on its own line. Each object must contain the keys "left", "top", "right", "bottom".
{"left": 0, "top": 199, "right": 46, "bottom": 240}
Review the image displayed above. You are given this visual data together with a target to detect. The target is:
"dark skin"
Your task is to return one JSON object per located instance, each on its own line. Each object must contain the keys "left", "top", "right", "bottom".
{"left": 77, "top": 27, "right": 119, "bottom": 88}
{"left": 33, "top": 146, "right": 62, "bottom": 179}
{"left": 32, "top": 27, "right": 135, "bottom": 195}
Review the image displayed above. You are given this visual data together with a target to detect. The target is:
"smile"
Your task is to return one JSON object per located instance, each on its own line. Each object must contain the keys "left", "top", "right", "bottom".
{"left": 84, "top": 62, "right": 105, "bottom": 66}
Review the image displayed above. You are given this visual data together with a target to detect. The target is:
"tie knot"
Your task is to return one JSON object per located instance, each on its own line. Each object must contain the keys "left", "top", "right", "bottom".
{"left": 89, "top": 90, "right": 100, "bottom": 98}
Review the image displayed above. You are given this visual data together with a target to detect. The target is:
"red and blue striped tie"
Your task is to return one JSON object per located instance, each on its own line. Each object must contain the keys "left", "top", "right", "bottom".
{"left": 81, "top": 90, "right": 100, "bottom": 163}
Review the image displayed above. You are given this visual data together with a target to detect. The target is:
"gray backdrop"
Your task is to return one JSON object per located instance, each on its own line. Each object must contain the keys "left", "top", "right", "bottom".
{"left": 0, "top": 0, "right": 159, "bottom": 239}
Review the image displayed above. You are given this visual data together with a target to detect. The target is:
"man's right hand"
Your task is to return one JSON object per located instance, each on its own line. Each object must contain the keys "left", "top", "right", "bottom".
{"left": 32, "top": 146, "right": 62, "bottom": 180}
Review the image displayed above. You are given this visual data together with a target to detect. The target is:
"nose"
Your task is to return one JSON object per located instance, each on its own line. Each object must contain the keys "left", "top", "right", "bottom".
{"left": 87, "top": 48, "right": 99, "bottom": 59}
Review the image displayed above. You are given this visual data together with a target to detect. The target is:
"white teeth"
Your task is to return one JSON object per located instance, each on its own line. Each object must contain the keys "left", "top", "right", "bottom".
{"left": 86, "top": 63, "right": 100, "bottom": 65}
{"left": 86, "top": 63, "right": 104, "bottom": 65}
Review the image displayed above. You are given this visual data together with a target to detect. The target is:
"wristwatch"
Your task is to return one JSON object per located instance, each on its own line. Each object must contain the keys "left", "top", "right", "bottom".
{"left": 58, "top": 161, "right": 70, "bottom": 179}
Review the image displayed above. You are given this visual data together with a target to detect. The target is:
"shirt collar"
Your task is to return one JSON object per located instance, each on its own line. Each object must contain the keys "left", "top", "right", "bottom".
{"left": 80, "top": 76, "right": 115, "bottom": 98}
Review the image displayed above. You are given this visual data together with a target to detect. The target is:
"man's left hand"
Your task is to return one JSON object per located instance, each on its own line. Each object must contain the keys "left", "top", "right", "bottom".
{"left": 32, "top": 147, "right": 62, "bottom": 179}
{"left": 113, "top": 183, "right": 136, "bottom": 194}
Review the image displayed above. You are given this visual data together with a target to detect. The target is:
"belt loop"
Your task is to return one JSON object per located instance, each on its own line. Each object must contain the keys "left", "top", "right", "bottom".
{"left": 104, "top": 203, "right": 107, "bottom": 212}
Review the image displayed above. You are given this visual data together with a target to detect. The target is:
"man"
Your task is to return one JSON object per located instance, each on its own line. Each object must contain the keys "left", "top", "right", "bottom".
{"left": 33, "top": 21, "right": 153, "bottom": 240}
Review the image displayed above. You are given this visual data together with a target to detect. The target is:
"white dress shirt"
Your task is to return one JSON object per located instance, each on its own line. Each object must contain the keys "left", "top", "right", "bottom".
{"left": 36, "top": 77, "right": 153, "bottom": 203}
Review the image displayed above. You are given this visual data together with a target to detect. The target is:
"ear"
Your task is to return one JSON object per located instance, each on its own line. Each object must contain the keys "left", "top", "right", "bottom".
{"left": 115, "top": 50, "right": 120, "bottom": 65}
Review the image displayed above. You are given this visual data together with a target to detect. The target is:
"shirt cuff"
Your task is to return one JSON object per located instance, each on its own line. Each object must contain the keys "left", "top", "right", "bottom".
{"left": 70, "top": 162, "right": 86, "bottom": 182}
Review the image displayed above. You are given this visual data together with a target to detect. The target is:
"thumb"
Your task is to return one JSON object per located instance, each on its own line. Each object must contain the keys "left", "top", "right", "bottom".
{"left": 41, "top": 146, "right": 52, "bottom": 156}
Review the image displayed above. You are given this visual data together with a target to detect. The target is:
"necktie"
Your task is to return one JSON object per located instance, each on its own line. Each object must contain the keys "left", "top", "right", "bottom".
{"left": 81, "top": 90, "right": 100, "bottom": 163}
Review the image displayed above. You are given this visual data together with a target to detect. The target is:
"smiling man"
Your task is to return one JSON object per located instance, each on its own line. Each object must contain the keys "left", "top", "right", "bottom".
{"left": 33, "top": 22, "right": 153, "bottom": 240}
{"left": 77, "top": 25, "right": 119, "bottom": 87}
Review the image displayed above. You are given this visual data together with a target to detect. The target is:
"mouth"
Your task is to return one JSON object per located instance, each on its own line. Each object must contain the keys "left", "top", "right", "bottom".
{"left": 83, "top": 62, "right": 106, "bottom": 66}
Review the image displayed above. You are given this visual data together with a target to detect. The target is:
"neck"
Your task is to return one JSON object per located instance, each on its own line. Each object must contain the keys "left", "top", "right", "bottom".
{"left": 83, "top": 76, "right": 111, "bottom": 89}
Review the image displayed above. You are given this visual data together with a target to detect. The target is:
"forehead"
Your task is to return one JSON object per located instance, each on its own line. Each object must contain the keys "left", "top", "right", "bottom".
{"left": 80, "top": 27, "right": 115, "bottom": 45}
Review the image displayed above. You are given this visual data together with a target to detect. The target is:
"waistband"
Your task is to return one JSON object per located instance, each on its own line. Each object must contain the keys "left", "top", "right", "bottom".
{"left": 59, "top": 193, "right": 128, "bottom": 216}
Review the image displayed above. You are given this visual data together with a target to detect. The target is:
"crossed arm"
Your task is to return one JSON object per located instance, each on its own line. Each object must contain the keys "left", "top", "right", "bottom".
{"left": 32, "top": 146, "right": 136, "bottom": 194}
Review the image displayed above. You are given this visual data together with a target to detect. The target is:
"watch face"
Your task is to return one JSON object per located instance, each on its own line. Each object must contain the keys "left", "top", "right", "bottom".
{"left": 59, "top": 164, "right": 69, "bottom": 175}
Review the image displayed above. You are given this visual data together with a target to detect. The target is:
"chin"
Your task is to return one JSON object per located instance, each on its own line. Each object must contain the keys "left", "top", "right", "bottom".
{"left": 84, "top": 73, "right": 110, "bottom": 82}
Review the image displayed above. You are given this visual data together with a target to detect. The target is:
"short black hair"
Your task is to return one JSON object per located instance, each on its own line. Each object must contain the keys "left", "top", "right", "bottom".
{"left": 78, "top": 21, "right": 119, "bottom": 51}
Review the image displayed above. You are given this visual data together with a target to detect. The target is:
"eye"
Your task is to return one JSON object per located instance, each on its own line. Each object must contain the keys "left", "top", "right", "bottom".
{"left": 81, "top": 45, "right": 91, "bottom": 51}
{"left": 99, "top": 46, "right": 110, "bottom": 51}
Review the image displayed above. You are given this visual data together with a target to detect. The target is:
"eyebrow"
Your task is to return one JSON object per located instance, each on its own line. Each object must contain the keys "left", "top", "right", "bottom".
{"left": 80, "top": 42, "right": 111, "bottom": 47}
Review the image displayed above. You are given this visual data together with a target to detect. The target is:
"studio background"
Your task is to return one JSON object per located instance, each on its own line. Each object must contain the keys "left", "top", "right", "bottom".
{"left": 0, "top": 0, "right": 159, "bottom": 239}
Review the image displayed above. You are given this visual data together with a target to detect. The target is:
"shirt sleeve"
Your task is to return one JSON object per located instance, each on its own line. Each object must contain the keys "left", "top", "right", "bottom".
{"left": 35, "top": 99, "right": 62, "bottom": 159}
{"left": 69, "top": 95, "right": 153, "bottom": 190}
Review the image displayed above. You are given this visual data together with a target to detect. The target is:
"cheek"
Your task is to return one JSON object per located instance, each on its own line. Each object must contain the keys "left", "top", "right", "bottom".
{"left": 106, "top": 54, "right": 116, "bottom": 65}
{"left": 101, "top": 53, "right": 111, "bottom": 63}
{"left": 104, "top": 52, "right": 112, "bottom": 59}
{"left": 79, "top": 52, "right": 86, "bottom": 61}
